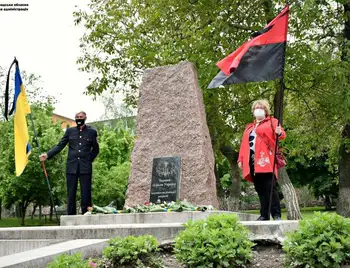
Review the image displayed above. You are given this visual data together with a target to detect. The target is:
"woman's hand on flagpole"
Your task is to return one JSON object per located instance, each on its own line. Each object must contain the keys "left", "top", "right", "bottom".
{"left": 39, "top": 153, "right": 48, "bottom": 162}
{"left": 276, "top": 125, "right": 282, "bottom": 135}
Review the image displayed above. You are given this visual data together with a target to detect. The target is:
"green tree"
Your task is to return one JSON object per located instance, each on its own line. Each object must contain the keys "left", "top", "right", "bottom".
{"left": 92, "top": 122, "right": 134, "bottom": 208}
{"left": 73, "top": 0, "right": 298, "bottom": 214}
{"left": 0, "top": 106, "right": 66, "bottom": 225}
{"left": 73, "top": 0, "right": 350, "bottom": 217}
{"left": 0, "top": 68, "right": 66, "bottom": 225}
{"left": 335, "top": 1, "right": 350, "bottom": 217}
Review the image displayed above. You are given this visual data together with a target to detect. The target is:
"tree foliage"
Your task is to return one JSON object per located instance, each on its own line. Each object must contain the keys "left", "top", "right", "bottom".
{"left": 0, "top": 68, "right": 65, "bottom": 224}
{"left": 73, "top": 0, "right": 350, "bottom": 211}
{"left": 0, "top": 106, "right": 66, "bottom": 225}
{"left": 91, "top": 122, "right": 135, "bottom": 209}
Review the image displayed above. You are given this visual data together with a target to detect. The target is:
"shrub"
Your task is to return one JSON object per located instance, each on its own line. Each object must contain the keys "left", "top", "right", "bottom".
{"left": 101, "top": 235, "right": 162, "bottom": 267}
{"left": 46, "top": 252, "right": 90, "bottom": 268}
{"left": 174, "top": 213, "right": 254, "bottom": 267}
{"left": 283, "top": 212, "right": 350, "bottom": 268}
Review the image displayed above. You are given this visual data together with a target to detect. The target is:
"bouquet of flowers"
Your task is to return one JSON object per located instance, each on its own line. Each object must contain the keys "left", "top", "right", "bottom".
{"left": 84, "top": 200, "right": 214, "bottom": 215}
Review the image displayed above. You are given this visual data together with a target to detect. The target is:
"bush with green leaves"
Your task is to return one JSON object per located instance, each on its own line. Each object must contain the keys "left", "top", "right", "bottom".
{"left": 101, "top": 235, "right": 162, "bottom": 267}
{"left": 283, "top": 212, "right": 350, "bottom": 268}
{"left": 46, "top": 252, "right": 90, "bottom": 268}
{"left": 174, "top": 213, "right": 254, "bottom": 267}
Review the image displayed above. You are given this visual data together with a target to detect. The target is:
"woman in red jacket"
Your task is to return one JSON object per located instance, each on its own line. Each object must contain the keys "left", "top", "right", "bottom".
{"left": 238, "top": 99, "right": 286, "bottom": 221}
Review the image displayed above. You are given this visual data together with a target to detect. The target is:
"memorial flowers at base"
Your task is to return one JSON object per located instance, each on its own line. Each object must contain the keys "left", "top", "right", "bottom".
{"left": 84, "top": 200, "right": 214, "bottom": 215}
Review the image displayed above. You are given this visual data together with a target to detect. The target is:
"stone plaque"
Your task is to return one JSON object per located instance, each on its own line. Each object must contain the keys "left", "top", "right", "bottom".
{"left": 150, "top": 156, "right": 181, "bottom": 203}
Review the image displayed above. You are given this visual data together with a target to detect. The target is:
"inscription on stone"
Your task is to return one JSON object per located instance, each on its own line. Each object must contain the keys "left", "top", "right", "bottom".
{"left": 150, "top": 156, "right": 181, "bottom": 203}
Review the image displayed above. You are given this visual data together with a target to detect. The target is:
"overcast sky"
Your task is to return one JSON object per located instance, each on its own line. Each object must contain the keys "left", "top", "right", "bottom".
{"left": 0, "top": 0, "right": 123, "bottom": 122}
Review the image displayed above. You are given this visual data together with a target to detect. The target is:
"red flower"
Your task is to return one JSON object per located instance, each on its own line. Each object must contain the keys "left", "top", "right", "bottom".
{"left": 89, "top": 261, "right": 97, "bottom": 267}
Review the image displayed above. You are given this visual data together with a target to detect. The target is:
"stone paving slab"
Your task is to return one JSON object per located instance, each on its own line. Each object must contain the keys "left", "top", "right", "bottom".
{"left": 0, "top": 221, "right": 298, "bottom": 242}
{"left": 0, "top": 239, "right": 108, "bottom": 268}
{"left": 60, "top": 211, "right": 259, "bottom": 226}
{"left": 0, "top": 240, "right": 66, "bottom": 257}
{"left": 0, "top": 220, "right": 299, "bottom": 267}
{"left": 242, "top": 220, "right": 299, "bottom": 244}
{"left": 0, "top": 223, "right": 183, "bottom": 242}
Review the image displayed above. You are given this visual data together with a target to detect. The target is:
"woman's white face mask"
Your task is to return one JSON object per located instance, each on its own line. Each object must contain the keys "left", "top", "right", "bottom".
{"left": 253, "top": 108, "right": 265, "bottom": 119}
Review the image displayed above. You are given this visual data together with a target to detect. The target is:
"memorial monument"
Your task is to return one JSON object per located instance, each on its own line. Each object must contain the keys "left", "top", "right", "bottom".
{"left": 124, "top": 61, "right": 219, "bottom": 208}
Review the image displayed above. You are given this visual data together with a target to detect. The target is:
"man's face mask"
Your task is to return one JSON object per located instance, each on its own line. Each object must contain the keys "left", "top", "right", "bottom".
{"left": 75, "top": 113, "right": 86, "bottom": 126}
{"left": 75, "top": 118, "right": 85, "bottom": 126}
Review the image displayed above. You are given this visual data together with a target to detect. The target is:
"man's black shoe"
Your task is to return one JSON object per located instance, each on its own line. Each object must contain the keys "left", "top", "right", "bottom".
{"left": 273, "top": 216, "right": 281, "bottom": 221}
{"left": 256, "top": 216, "right": 269, "bottom": 221}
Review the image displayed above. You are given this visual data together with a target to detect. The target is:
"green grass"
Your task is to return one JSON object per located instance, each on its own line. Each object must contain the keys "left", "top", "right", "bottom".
{"left": 243, "top": 206, "right": 336, "bottom": 220}
{"left": 0, "top": 217, "right": 59, "bottom": 228}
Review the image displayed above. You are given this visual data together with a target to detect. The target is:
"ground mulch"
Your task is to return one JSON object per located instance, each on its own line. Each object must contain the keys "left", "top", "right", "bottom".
{"left": 160, "top": 243, "right": 284, "bottom": 268}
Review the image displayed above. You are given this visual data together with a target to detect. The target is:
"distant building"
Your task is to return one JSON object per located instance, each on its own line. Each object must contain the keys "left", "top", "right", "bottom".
{"left": 89, "top": 116, "right": 136, "bottom": 134}
{"left": 52, "top": 113, "right": 76, "bottom": 130}
{"left": 52, "top": 113, "right": 137, "bottom": 134}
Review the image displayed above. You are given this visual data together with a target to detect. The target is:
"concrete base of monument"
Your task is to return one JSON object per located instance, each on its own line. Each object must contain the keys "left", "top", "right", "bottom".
{"left": 0, "top": 220, "right": 299, "bottom": 267}
{"left": 0, "top": 239, "right": 108, "bottom": 268}
{"left": 0, "top": 239, "right": 67, "bottom": 257}
{"left": 0, "top": 221, "right": 299, "bottom": 243}
{"left": 60, "top": 211, "right": 259, "bottom": 226}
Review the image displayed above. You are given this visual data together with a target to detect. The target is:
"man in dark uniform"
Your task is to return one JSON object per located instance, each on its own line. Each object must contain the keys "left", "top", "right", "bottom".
{"left": 39, "top": 111, "right": 99, "bottom": 215}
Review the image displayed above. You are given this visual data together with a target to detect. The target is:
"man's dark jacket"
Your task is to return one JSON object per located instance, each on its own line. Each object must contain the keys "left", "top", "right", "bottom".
{"left": 47, "top": 125, "right": 99, "bottom": 174}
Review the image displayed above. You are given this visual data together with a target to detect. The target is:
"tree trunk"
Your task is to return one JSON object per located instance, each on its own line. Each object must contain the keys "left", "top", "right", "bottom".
{"left": 49, "top": 204, "right": 53, "bottom": 221}
{"left": 39, "top": 205, "right": 42, "bottom": 220}
{"left": 337, "top": 125, "right": 350, "bottom": 217}
{"left": 19, "top": 202, "right": 26, "bottom": 226}
{"left": 324, "top": 196, "right": 332, "bottom": 211}
{"left": 31, "top": 204, "right": 37, "bottom": 220}
{"left": 221, "top": 146, "right": 241, "bottom": 211}
{"left": 227, "top": 160, "right": 241, "bottom": 211}
{"left": 15, "top": 203, "right": 20, "bottom": 218}
{"left": 215, "top": 161, "right": 227, "bottom": 210}
{"left": 274, "top": 86, "right": 302, "bottom": 219}
{"left": 337, "top": 2, "right": 350, "bottom": 218}
{"left": 278, "top": 167, "right": 302, "bottom": 220}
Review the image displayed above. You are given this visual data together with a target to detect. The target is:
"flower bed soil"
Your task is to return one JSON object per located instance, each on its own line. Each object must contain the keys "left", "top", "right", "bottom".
{"left": 160, "top": 244, "right": 284, "bottom": 268}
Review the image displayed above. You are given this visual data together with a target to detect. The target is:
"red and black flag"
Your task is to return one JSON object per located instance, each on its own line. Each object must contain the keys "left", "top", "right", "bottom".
{"left": 208, "top": 6, "right": 289, "bottom": 88}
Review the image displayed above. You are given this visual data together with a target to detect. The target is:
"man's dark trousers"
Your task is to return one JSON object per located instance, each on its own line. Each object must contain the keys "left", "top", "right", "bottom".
{"left": 66, "top": 164, "right": 92, "bottom": 215}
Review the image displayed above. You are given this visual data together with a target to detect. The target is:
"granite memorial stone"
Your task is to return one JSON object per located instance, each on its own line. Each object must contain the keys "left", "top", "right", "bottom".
{"left": 125, "top": 61, "right": 219, "bottom": 208}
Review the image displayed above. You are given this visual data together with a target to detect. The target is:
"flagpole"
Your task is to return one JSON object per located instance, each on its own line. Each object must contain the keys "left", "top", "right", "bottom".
{"left": 267, "top": 79, "right": 285, "bottom": 219}
{"left": 4, "top": 58, "right": 59, "bottom": 223}
{"left": 29, "top": 113, "right": 59, "bottom": 223}
{"left": 268, "top": 6, "right": 289, "bottom": 218}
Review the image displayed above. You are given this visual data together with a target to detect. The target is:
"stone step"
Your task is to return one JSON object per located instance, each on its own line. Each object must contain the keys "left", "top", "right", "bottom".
{"left": 60, "top": 211, "right": 259, "bottom": 226}
{"left": 0, "top": 239, "right": 108, "bottom": 268}
{"left": 0, "top": 223, "right": 183, "bottom": 241}
{"left": 0, "top": 221, "right": 299, "bottom": 242}
{"left": 0, "top": 221, "right": 299, "bottom": 267}
{"left": 0, "top": 240, "right": 66, "bottom": 257}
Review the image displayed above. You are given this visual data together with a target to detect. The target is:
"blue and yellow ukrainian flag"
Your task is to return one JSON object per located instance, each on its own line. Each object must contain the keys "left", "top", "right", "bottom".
{"left": 12, "top": 66, "right": 31, "bottom": 176}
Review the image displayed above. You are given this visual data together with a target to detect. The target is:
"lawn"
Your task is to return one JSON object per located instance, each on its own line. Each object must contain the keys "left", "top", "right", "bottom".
{"left": 0, "top": 217, "right": 59, "bottom": 228}
{"left": 243, "top": 206, "right": 336, "bottom": 220}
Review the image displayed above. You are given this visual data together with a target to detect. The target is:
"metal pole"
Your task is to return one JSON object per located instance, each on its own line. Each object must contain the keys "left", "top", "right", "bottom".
{"left": 29, "top": 113, "right": 59, "bottom": 223}
{"left": 267, "top": 80, "right": 284, "bottom": 219}
{"left": 268, "top": 8, "right": 289, "bottom": 218}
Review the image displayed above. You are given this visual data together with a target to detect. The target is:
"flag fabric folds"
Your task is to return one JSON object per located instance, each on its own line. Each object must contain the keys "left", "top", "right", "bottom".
{"left": 208, "top": 6, "right": 289, "bottom": 88}
{"left": 4, "top": 59, "right": 31, "bottom": 176}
